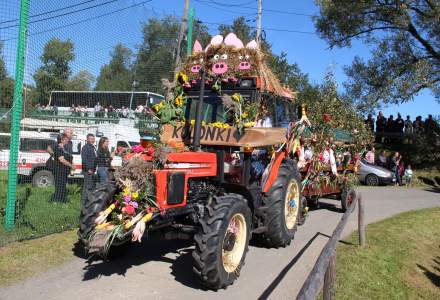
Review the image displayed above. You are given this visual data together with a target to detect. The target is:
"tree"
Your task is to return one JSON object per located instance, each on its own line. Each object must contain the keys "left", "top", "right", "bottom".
{"left": 95, "top": 43, "right": 133, "bottom": 91}
{"left": 0, "top": 43, "right": 6, "bottom": 82}
{"left": 0, "top": 43, "right": 14, "bottom": 109}
{"left": 33, "top": 38, "right": 75, "bottom": 104}
{"left": 135, "top": 17, "right": 180, "bottom": 93}
{"left": 67, "top": 70, "right": 95, "bottom": 91}
{"left": 315, "top": 0, "right": 440, "bottom": 111}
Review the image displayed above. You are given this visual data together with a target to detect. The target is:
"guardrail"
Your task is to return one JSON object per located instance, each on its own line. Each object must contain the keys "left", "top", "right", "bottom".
{"left": 296, "top": 192, "right": 365, "bottom": 300}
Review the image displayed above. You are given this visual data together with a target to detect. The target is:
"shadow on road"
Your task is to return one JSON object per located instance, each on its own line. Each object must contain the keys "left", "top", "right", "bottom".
{"left": 79, "top": 233, "right": 206, "bottom": 288}
{"left": 257, "top": 232, "right": 325, "bottom": 300}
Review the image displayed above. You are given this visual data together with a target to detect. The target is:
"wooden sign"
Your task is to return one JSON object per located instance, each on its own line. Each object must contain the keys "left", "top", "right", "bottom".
{"left": 161, "top": 123, "right": 288, "bottom": 148}
{"left": 160, "top": 124, "right": 241, "bottom": 146}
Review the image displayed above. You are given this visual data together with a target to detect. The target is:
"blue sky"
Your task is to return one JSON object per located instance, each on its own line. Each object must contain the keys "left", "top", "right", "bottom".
{"left": 0, "top": 0, "right": 438, "bottom": 118}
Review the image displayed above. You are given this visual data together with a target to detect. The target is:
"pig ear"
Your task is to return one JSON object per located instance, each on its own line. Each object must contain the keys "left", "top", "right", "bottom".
{"left": 246, "top": 40, "right": 258, "bottom": 49}
{"left": 210, "top": 34, "right": 224, "bottom": 46}
{"left": 224, "top": 32, "right": 244, "bottom": 48}
{"left": 193, "top": 40, "right": 203, "bottom": 54}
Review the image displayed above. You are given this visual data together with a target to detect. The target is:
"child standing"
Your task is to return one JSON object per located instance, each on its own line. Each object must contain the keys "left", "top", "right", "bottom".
{"left": 404, "top": 165, "right": 413, "bottom": 188}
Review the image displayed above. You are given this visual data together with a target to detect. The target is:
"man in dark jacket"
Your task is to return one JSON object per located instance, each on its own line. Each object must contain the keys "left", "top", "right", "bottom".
{"left": 81, "top": 133, "right": 97, "bottom": 204}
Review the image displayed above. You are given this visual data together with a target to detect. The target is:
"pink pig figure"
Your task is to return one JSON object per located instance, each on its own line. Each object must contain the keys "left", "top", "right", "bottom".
{"left": 211, "top": 53, "right": 229, "bottom": 74}
{"left": 237, "top": 40, "right": 258, "bottom": 71}
{"left": 190, "top": 40, "right": 204, "bottom": 74}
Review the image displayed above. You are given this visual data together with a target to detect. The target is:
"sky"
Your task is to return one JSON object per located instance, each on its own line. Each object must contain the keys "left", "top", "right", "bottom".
{"left": 0, "top": 0, "right": 438, "bottom": 119}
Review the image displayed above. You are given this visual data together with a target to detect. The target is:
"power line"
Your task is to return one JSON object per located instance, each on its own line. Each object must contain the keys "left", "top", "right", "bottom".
{"left": 196, "top": 0, "right": 314, "bottom": 17}
{"left": 201, "top": 20, "right": 316, "bottom": 35}
{"left": 0, "top": 0, "right": 101, "bottom": 25}
{"left": 0, "top": 0, "right": 123, "bottom": 30}
{"left": 208, "top": 0, "right": 256, "bottom": 8}
{"left": 0, "top": 0, "right": 154, "bottom": 42}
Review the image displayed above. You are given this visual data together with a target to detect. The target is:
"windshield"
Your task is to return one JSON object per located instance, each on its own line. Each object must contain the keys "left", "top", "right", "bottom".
{"left": 184, "top": 96, "right": 228, "bottom": 123}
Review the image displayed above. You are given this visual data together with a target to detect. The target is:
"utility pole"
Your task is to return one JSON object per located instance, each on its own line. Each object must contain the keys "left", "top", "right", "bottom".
{"left": 256, "top": 0, "right": 262, "bottom": 46}
{"left": 175, "top": 0, "right": 189, "bottom": 77}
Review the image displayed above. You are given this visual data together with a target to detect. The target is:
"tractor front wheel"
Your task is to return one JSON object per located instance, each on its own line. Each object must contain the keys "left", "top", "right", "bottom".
{"left": 78, "top": 183, "right": 115, "bottom": 246}
{"left": 193, "top": 193, "right": 251, "bottom": 290}
{"left": 261, "top": 159, "right": 302, "bottom": 248}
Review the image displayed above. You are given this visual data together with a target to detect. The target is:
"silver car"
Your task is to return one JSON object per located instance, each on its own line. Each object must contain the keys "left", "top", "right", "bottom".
{"left": 358, "top": 159, "right": 395, "bottom": 186}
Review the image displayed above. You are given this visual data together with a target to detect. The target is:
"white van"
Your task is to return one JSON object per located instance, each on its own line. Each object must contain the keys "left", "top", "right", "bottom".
{"left": 0, "top": 128, "right": 139, "bottom": 187}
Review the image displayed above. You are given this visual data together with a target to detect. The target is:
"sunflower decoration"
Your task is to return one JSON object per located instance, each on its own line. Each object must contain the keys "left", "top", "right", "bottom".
{"left": 176, "top": 71, "right": 189, "bottom": 85}
{"left": 174, "top": 94, "right": 185, "bottom": 107}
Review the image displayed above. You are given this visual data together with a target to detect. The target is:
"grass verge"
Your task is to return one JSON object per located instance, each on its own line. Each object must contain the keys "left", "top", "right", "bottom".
{"left": 0, "top": 171, "right": 81, "bottom": 246}
{"left": 0, "top": 230, "right": 77, "bottom": 288}
{"left": 335, "top": 207, "right": 440, "bottom": 300}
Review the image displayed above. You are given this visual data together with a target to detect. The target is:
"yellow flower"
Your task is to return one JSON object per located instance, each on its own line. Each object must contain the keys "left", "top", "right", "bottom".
{"left": 241, "top": 112, "right": 248, "bottom": 119}
{"left": 190, "top": 119, "right": 195, "bottom": 125}
{"left": 244, "top": 121, "right": 256, "bottom": 128}
{"left": 153, "top": 101, "right": 164, "bottom": 112}
{"left": 131, "top": 192, "right": 139, "bottom": 200}
{"left": 202, "top": 120, "right": 206, "bottom": 126}
{"left": 123, "top": 187, "right": 130, "bottom": 196}
{"left": 175, "top": 95, "right": 184, "bottom": 107}
{"left": 232, "top": 93, "right": 241, "bottom": 102}
{"left": 222, "top": 124, "right": 230, "bottom": 128}
{"left": 176, "top": 71, "right": 188, "bottom": 84}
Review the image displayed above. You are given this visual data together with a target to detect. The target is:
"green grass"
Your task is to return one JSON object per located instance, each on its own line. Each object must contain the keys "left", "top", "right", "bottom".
{"left": 0, "top": 171, "right": 81, "bottom": 246}
{"left": 0, "top": 230, "right": 77, "bottom": 287}
{"left": 335, "top": 208, "right": 440, "bottom": 300}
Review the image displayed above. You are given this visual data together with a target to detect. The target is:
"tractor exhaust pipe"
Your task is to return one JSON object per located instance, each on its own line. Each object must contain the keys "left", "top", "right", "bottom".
{"left": 192, "top": 69, "right": 206, "bottom": 150}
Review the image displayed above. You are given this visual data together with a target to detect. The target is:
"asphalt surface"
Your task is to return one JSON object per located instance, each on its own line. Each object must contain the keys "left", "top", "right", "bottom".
{"left": 1, "top": 187, "right": 439, "bottom": 300}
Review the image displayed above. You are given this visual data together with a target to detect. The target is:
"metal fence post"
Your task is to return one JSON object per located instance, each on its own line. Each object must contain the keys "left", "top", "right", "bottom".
{"left": 5, "top": 0, "right": 30, "bottom": 230}
{"left": 186, "top": 7, "right": 194, "bottom": 56}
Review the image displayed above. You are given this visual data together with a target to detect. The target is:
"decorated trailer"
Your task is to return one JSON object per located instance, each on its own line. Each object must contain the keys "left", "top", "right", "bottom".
{"left": 79, "top": 33, "right": 362, "bottom": 290}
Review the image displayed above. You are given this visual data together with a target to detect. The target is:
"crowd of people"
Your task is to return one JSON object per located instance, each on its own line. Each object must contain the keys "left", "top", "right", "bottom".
{"left": 47, "top": 126, "right": 114, "bottom": 203}
{"left": 364, "top": 147, "right": 413, "bottom": 188}
{"left": 365, "top": 112, "right": 439, "bottom": 136}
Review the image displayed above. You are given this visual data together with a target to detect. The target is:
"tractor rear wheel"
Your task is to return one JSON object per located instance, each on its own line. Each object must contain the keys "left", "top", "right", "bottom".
{"left": 193, "top": 193, "right": 251, "bottom": 290}
{"left": 78, "top": 183, "right": 115, "bottom": 246}
{"left": 261, "top": 159, "right": 302, "bottom": 248}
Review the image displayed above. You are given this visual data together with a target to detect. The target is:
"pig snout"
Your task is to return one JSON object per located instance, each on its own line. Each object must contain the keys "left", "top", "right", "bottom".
{"left": 191, "top": 64, "right": 201, "bottom": 73}
{"left": 212, "top": 61, "right": 228, "bottom": 74}
{"left": 238, "top": 61, "right": 251, "bottom": 70}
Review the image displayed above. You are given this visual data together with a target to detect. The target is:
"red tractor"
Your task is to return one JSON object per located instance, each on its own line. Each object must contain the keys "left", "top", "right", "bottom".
{"left": 78, "top": 75, "right": 312, "bottom": 290}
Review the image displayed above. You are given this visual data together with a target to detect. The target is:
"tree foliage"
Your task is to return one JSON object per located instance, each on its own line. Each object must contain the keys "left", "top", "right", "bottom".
{"left": 67, "top": 70, "right": 95, "bottom": 91}
{"left": 135, "top": 16, "right": 181, "bottom": 93}
{"left": 0, "top": 43, "right": 14, "bottom": 108}
{"left": 95, "top": 43, "right": 133, "bottom": 91}
{"left": 33, "top": 38, "right": 75, "bottom": 104}
{"left": 315, "top": 0, "right": 440, "bottom": 110}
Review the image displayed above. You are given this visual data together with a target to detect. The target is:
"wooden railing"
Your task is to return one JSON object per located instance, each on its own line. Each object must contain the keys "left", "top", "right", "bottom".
{"left": 296, "top": 192, "right": 365, "bottom": 300}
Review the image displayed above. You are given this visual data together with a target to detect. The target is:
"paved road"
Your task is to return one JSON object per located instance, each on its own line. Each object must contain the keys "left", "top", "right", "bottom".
{"left": 1, "top": 187, "right": 439, "bottom": 300}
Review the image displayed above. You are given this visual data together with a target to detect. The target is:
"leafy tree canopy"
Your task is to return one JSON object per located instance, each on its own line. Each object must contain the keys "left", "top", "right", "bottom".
{"left": 315, "top": 0, "right": 440, "bottom": 111}
{"left": 95, "top": 43, "right": 133, "bottom": 91}
{"left": 33, "top": 38, "right": 75, "bottom": 104}
{"left": 68, "top": 70, "right": 95, "bottom": 91}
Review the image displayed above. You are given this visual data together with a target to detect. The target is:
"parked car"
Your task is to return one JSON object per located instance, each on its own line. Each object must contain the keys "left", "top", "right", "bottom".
{"left": 358, "top": 159, "right": 395, "bottom": 186}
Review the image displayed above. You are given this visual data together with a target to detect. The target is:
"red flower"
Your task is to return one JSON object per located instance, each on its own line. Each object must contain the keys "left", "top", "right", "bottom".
{"left": 125, "top": 205, "right": 135, "bottom": 215}
{"left": 146, "top": 147, "right": 155, "bottom": 156}
{"left": 323, "top": 113, "right": 332, "bottom": 123}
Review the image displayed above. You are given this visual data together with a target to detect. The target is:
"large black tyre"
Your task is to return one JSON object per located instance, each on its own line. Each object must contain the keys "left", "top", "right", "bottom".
{"left": 78, "top": 183, "right": 116, "bottom": 246}
{"left": 341, "top": 187, "right": 356, "bottom": 213}
{"left": 193, "top": 193, "right": 251, "bottom": 290}
{"left": 260, "top": 159, "right": 302, "bottom": 248}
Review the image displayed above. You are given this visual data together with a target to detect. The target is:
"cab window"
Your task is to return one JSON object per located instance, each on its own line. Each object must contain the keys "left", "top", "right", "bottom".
{"left": 19, "top": 138, "right": 53, "bottom": 152}
{"left": 0, "top": 135, "right": 10, "bottom": 150}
